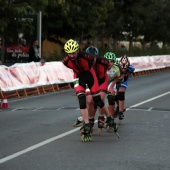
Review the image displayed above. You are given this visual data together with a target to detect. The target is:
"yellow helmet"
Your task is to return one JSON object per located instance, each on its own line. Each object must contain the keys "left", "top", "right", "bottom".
{"left": 64, "top": 39, "right": 79, "bottom": 53}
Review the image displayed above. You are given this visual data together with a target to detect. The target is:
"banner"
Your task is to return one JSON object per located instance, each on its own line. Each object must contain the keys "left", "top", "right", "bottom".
{"left": 0, "top": 55, "right": 170, "bottom": 92}
{"left": 129, "top": 55, "right": 170, "bottom": 72}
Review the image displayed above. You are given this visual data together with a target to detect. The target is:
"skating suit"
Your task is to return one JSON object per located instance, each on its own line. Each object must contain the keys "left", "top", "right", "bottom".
{"left": 94, "top": 57, "right": 110, "bottom": 92}
{"left": 107, "top": 65, "right": 120, "bottom": 91}
{"left": 62, "top": 51, "right": 100, "bottom": 95}
{"left": 85, "top": 57, "right": 109, "bottom": 94}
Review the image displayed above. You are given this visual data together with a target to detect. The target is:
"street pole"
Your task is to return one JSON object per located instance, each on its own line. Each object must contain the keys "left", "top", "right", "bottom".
{"left": 37, "top": 11, "right": 42, "bottom": 58}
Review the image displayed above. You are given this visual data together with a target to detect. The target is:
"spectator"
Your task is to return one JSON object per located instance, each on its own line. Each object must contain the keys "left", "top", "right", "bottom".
{"left": 29, "top": 39, "right": 40, "bottom": 62}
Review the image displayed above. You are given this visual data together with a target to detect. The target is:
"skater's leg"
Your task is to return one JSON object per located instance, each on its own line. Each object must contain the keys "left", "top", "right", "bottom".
{"left": 93, "top": 92, "right": 115, "bottom": 136}
{"left": 73, "top": 93, "right": 97, "bottom": 127}
{"left": 77, "top": 93, "right": 89, "bottom": 124}
{"left": 87, "top": 94, "right": 96, "bottom": 118}
{"left": 92, "top": 93, "right": 109, "bottom": 118}
{"left": 118, "top": 89, "right": 125, "bottom": 120}
{"left": 107, "top": 94, "right": 115, "bottom": 117}
{"left": 114, "top": 94, "right": 119, "bottom": 116}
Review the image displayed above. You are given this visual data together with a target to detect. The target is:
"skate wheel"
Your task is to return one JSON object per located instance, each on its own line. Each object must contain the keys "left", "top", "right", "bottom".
{"left": 88, "top": 135, "right": 92, "bottom": 141}
{"left": 81, "top": 135, "right": 86, "bottom": 142}
{"left": 98, "top": 128, "right": 102, "bottom": 136}
{"left": 81, "top": 135, "right": 84, "bottom": 142}
{"left": 103, "top": 123, "right": 108, "bottom": 129}
{"left": 80, "top": 127, "right": 84, "bottom": 135}
{"left": 91, "top": 128, "right": 94, "bottom": 134}
{"left": 81, "top": 135, "right": 92, "bottom": 142}
{"left": 73, "top": 122, "right": 77, "bottom": 127}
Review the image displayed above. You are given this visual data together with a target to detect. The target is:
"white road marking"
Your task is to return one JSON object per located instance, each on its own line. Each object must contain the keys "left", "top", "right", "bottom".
{"left": 129, "top": 108, "right": 170, "bottom": 112}
{"left": 57, "top": 107, "right": 65, "bottom": 110}
{"left": 129, "top": 91, "right": 170, "bottom": 108}
{"left": 0, "top": 128, "right": 80, "bottom": 164}
{"left": 11, "top": 107, "right": 24, "bottom": 111}
{"left": 147, "top": 107, "right": 153, "bottom": 111}
{"left": 0, "top": 91, "right": 170, "bottom": 164}
{"left": 33, "top": 107, "right": 44, "bottom": 111}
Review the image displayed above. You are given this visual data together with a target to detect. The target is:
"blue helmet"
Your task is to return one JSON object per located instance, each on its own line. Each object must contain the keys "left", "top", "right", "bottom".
{"left": 86, "top": 46, "right": 99, "bottom": 56}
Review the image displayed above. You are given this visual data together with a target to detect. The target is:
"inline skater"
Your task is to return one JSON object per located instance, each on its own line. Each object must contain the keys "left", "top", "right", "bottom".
{"left": 73, "top": 46, "right": 99, "bottom": 128}
{"left": 94, "top": 51, "right": 119, "bottom": 136}
{"left": 115, "top": 55, "right": 135, "bottom": 123}
{"left": 106, "top": 53, "right": 120, "bottom": 119}
{"left": 62, "top": 40, "right": 111, "bottom": 142}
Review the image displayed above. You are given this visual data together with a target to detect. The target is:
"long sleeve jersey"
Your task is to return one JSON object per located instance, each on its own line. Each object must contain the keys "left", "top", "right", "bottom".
{"left": 62, "top": 51, "right": 94, "bottom": 74}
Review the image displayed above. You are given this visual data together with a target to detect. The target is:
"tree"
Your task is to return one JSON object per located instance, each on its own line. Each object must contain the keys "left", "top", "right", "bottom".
{"left": 0, "top": 0, "right": 47, "bottom": 42}
{"left": 43, "top": 0, "right": 110, "bottom": 43}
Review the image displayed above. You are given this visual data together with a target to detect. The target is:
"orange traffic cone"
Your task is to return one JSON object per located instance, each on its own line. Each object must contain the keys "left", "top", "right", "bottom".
{"left": 1, "top": 96, "right": 9, "bottom": 108}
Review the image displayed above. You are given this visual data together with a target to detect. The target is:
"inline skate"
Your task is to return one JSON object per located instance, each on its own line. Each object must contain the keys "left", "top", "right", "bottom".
{"left": 80, "top": 123, "right": 92, "bottom": 142}
{"left": 73, "top": 116, "right": 83, "bottom": 127}
{"left": 104, "top": 116, "right": 120, "bottom": 138}
{"left": 98, "top": 116, "right": 105, "bottom": 136}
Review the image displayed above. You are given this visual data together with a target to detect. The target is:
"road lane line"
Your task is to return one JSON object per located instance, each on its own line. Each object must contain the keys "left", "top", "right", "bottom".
{"left": 147, "top": 107, "right": 153, "bottom": 111}
{"left": 1, "top": 91, "right": 170, "bottom": 164}
{"left": 129, "top": 91, "right": 170, "bottom": 108}
{"left": 11, "top": 107, "right": 23, "bottom": 111}
{"left": 57, "top": 107, "right": 65, "bottom": 110}
{"left": 33, "top": 107, "right": 44, "bottom": 111}
{"left": 0, "top": 127, "right": 80, "bottom": 164}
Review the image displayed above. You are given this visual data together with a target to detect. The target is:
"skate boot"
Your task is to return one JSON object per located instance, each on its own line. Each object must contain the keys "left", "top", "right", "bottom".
{"left": 89, "top": 118, "right": 95, "bottom": 134}
{"left": 114, "top": 107, "right": 126, "bottom": 118}
{"left": 73, "top": 116, "right": 83, "bottom": 127}
{"left": 104, "top": 116, "right": 120, "bottom": 138}
{"left": 98, "top": 116, "right": 105, "bottom": 136}
{"left": 118, "top": 111, "right": 124, "bottom": 125}
{"left": 80, "top": 123, "right": 92, "bottom": 142}
{"left": 118, "top": 111, "right": 124, "bottom": 120}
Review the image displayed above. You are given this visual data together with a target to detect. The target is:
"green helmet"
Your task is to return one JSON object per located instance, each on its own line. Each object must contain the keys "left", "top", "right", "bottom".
{"left": 115, "top": 59, "right": 120, "bottom": 67}
{"left": 104, "top": 52, "right": 116, "bottom": 62}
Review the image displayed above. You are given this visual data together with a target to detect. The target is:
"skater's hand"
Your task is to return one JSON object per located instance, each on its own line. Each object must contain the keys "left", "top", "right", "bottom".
{"left": 108, "top": 87, "right": 115, "bottom": 95}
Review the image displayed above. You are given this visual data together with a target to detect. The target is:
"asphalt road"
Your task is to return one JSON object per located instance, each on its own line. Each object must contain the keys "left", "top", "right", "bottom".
{"left": 0, "top": 70, "right": 170, "bottom": 170}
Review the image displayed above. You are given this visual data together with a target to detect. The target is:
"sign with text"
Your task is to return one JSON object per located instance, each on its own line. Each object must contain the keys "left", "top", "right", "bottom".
{"left": 4, "top": 14, "right": 38, "bottom": 63}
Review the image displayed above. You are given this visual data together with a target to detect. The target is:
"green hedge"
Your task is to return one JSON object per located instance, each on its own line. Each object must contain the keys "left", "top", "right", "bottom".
{"left": 44, "top": 46, "right": 170, "bottom": 62}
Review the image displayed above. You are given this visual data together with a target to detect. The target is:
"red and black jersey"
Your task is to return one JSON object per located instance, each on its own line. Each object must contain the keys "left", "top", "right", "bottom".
{"left": 62, "top": 51, "right": 94, "bottom": 74}
{"left": 94, "top": 57, "right": 109, "bottom": 79}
